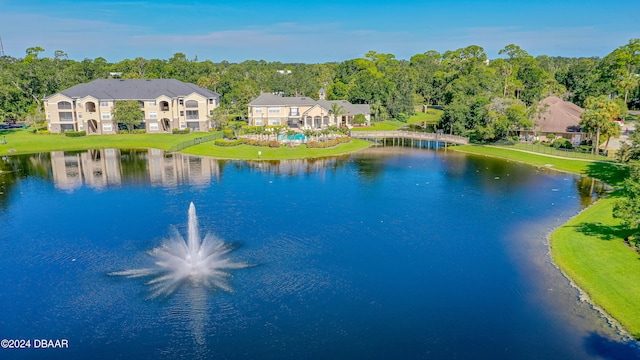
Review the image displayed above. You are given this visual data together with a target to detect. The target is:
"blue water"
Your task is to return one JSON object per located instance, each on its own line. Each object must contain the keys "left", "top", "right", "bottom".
{"left": 277, "top": 133, "right": 306, "bottom": 141}
{"left": 0, "top": 148, "right": 636, "bottom": 359}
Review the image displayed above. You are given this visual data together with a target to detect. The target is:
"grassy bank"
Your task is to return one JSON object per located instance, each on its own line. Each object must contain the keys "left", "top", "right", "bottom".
{"left": 0, "top": 129, "right": 206, "bottom": 155}
{"left": 453, "top": 144, "right": 628, "bottom": 187}
{"left": 454, "top": 144, "right": 640, "bottom": 337}
{"left": 183, "top": 139, "right": 371, "bottom": 160}
{"left": 351, "top": 110, "right": 443, "bottom": 132}
{"left": 550, "top": 195, "right": 640, "bottom": 338}
{"left": 0, "top": 129, "right": 371, "bottom": 160}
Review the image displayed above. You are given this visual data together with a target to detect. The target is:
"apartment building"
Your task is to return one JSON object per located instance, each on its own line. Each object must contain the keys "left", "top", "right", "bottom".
{"left": 44, "top": 79, "right": 220, "bottom": 134}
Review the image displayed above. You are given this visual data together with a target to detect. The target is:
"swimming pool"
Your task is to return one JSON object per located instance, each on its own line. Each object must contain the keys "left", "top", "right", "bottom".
{"left": 278, "top": 133, "right": 307, "bottom": 141}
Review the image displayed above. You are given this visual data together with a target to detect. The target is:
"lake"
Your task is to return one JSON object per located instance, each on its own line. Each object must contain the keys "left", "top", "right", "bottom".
{"left": 0, "top": 147, "right": 637, "bottom": 360}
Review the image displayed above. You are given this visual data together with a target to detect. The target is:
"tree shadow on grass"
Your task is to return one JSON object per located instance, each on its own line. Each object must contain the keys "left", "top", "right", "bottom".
{"left": 574, "top": 222, "right": 631, "bottom": 241}
{"left": 584, "top": 332, "right": 640, "bottom": 360}
{"left": 585, "top": 162, "right": 629, "bottom": 187}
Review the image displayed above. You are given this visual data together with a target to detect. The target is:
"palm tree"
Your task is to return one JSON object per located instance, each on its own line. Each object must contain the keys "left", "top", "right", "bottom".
{"left": 329, "top": 102, "right": 346, "bottom": 127}
{"left": 303, "top": 129, "right": 316, "bottom": 143}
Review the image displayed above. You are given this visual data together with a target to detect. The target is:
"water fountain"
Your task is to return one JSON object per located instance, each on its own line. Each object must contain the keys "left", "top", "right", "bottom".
{"left": 111, "top": 202, "right": 250, "bottom": 298}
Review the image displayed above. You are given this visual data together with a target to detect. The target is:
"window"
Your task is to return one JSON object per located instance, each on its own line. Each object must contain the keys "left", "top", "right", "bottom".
{"left": 179, "top": 99, "right": 184, "bottom": 106}
{"left": 160, "top": 101, "right": 169, "bottom": 111}
{"left": 77, "top": 112, "right": 82, "bottom": 119}
{"left": 46, "top": 112, "right": 50, "bottom": 119}
{"left": 100, "top": 101, "right": 109, "bottom": 107}
{"left": 58, "top": 112, "right": 73, "bottom": 121}
{"left": 180, "top": 111, "right": 184, "bottom": 117}
{"left": 208, "top": 98, "right": 215, "bottom": 105}
{"left": 255, "top": 119, "right": 263, "bottom": 126}
{"left": 186, "top": 110, "right": 199, "bottom": 119}
{"left": 268, "top": 118, "right": 281, "bottom": 126}
{"left": 102, "top": 123, "right": 112, "bottom": 132}
{"left": 268, "top": 107, "right": 279, "bottom": 113}
{"left": 79, "top": 124, "right": 84, "bottom": 130}
{"left": 180, "top": 122, "right": 186, "bottom": 129}
{"left": 209, "top": 110, "right": 214, "bottom": 116}
{"left": 185, "top": 100, "right": 198, "bottom": 108}
{"left": 149, "top": 112, "right": 157, "bottom": 119}
{"left": 254, "top": 107, "right": 263, "bottom": 114}
{"left": 101, "top": 112, "right": 111, "bottom": 120}
{"left": 149, "top": 123, "right": 159, "bottom": 131}
{"left": 147, "top": 100, "right": 156, "bottom": 106}
{"left": 58, "top": 101, "right": 72, "bottom": 110}
{"left": 290, "top": 107, "right": 299, "bottom": 116}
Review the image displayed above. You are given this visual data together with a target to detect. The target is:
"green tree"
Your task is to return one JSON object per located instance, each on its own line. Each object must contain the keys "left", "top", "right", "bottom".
{"left": 613, "top": 162, "right": 640, "bottom": 238}
{"left": 603, "top": 39, "right": 640, "bottom": 104}
{"left": 329, "top": 102, "right": 346, "bottom": 125}
{"left": 580, "top": 95, "right": 623, "bottom": 154}
{"left": 112, "top": 100, "right": 144, "bottom": 133}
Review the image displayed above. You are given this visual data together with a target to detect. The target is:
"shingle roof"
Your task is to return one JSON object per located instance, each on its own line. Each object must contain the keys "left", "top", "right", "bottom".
{"left": 249, "top": 94, "right": 370, "bottom": 115}
{"left": 249, "top": 93, "right": 317, "bottom": 106}
{"left": 534, "top": 96, "right": 583, "bottom": 134}
{"left": 45, "top": 79, "right": 220, "bottom": 100}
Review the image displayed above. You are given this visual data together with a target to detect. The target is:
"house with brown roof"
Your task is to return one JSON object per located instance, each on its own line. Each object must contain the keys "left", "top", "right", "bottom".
{"left": 248, "top": 92, "right": 371, "bottom": 129}
{"left": 534, "top": 96, "right": 584, "bottom": 144}
{"left": 44, "top": 79, "right": 220, "bottom": 134}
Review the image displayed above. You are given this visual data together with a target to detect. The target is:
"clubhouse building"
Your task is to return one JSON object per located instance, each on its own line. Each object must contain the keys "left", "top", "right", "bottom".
{"left": 248, "top": 91, "right": 371, "bottom": 129}
{"left": 44, "top": 79, "right": 220, "bottom": 134}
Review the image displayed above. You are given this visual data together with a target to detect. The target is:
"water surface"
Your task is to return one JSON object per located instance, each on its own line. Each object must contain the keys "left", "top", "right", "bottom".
{"left": 0, "top": 147, "right": 636, "bottom": 360}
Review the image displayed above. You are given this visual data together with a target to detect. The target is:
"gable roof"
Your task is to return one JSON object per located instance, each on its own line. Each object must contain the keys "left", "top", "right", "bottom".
{"left": 249, "top": 93, "right": 317, "bottom": 106}
{"left": 534, "top": 96, "right": 583, "bottom": 134}
{"left": 249, "top": 94, "right": 370, "bottom": 115}
{"left": 45, "top": 79, "right": 220, "bottom": 101}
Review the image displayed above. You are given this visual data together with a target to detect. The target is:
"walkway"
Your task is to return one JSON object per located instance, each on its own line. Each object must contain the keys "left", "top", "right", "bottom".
{"left": 350, "top": 131, "right": 469, "bottom": 145}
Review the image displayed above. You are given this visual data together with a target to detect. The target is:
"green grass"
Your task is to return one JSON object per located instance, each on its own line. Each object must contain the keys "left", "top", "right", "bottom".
{"left": 351, "top": 110, "right": 443, "bottom": 132}
{"left": 350, "top": 120, "right": 406, "bottom": 131}
{"left": 183, "top": 139, "right": 371, "bottom": 160}
{"left": 0, "top": 129, "right": 206, "bottom": 155}
{"left": 407, "top": 109, "right": 443, "bottom": 125}
{"left": 452, "top": 145, "right": 628, "bottom": 186}
{"left": 550, "top": 195, "right": 640, "bottom": 338}
{"left": 0, "top": 129, "right": 371, "bottom": 159}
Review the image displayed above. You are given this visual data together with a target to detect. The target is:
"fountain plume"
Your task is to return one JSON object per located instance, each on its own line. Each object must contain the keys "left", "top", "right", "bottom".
{"left": 111, "top": 202, "right": 250, "bottom": 298}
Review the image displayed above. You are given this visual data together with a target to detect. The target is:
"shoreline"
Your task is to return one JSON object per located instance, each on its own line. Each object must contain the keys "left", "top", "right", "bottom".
{"left": 451, "top": 145, "right": 639, "bottom": 340}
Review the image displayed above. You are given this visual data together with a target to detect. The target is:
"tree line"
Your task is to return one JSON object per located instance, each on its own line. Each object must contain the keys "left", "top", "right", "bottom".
{"left": 1, "top": 40, "right": 638, "bottom": 141}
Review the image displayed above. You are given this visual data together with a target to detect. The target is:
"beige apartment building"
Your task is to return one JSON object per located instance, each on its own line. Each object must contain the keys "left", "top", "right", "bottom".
{"left": 247, "top": 92, "right": 371, "bottom": 129}
{"left": 44, "top": 79, "right": 220, "bottom": 134}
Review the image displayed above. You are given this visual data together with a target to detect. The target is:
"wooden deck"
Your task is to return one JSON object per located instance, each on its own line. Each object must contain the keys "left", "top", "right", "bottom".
{"left": 350, "top": 131, "right": 469, "bottom": 145}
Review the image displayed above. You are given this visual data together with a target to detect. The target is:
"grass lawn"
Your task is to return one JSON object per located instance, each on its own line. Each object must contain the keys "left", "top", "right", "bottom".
{"left": 452, "top": 145, "right": 628, "bottom": 187}
{"left": 183, "top": 139, "right": 371, "bottom": 160}
{"left": 351, "top": 110, "right": 443, "bottom": 132}
{"left": 550, "top": 195, "right": 640, "bottom": 338}
{"left": 0, "top": 129, "right": 371, "bottom": 160}
{"left": 0, "top": 128, "right": 206, "bottom": 155}
{"left": 407, "top": 109, "right": 443, "bottom": 126}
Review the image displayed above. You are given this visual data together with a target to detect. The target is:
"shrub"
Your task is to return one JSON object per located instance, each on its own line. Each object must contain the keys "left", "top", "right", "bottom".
{"left": 130, "top": 129, "right": 146, "bottom": 134}
{"left": 214, "top": 139, "right": 243, "bottom": 146}
{"left": 172, "top": 128, "right": 191, "bottom": 134}
{"left": 222, "top": 129, "right": 234, "bottom": 139}
{"left": 552, "top": 138, "right": 573, "bottom": 150}
{"left": 64, "top": 130, "right": 86, "bottom": 137}
{"left": 353, "top": 114, "right": 367, "bottom": 126}
{"left": 307, "top": 137, "right": 351, "bottom": 148}
{"left": 35, "top": 130, "right": 51, "bottom": 135}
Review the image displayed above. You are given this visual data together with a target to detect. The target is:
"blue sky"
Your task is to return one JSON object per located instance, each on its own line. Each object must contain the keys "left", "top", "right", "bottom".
{"left": 0, "top": 0, "right": 637, "bottom": 63}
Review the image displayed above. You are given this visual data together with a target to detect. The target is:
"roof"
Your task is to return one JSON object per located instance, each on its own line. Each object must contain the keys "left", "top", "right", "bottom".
{"left": 534, "top": 96, "right": 583, "bottom": 134}
{"left": 45, "top": 79, "right": 220, "bottom": 101}
{"left": 249, "top": 93, "right": 370, "bottom": 115}
{"left": 249, "top": 93, "right": 317, "bottom": 106}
